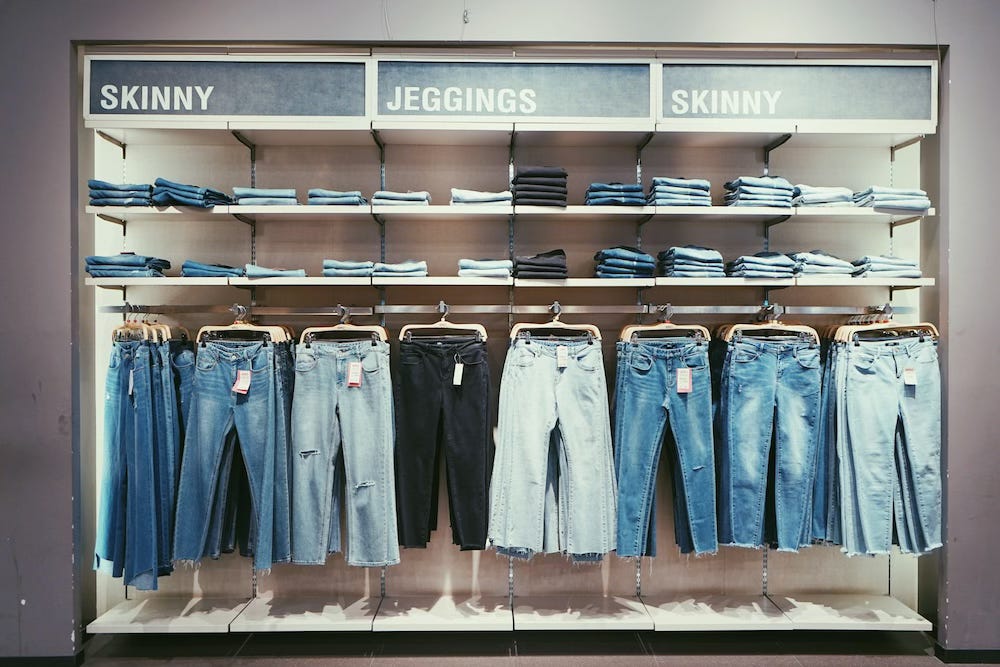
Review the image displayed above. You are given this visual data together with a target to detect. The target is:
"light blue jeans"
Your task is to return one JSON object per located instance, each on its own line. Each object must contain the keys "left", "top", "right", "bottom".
{"left": 290, "top": 340, "right": 399, "bottom": 567}
{"left": 489, "top": 338, "right": 617, "bottom": 561}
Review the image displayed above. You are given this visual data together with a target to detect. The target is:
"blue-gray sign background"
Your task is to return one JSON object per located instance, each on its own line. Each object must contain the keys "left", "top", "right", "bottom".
{"left": 662, "top": 64, "right": 932, "bottom": 120}
{"left": 89, "top": 60, "right": 366, "bottom": 116}
{"left": 377, "top": 61, "right": 650, "bottom": 118}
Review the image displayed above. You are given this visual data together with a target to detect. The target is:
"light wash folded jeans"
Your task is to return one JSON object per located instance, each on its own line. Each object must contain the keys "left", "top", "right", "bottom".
{"left": 89, "top": 197, "right": 153, "bottom": 207}
{"left": 793, "top": 192, "right": 854, "bottom": 205}
{"left": 854, "top": 185, "right": 927, "bottom": 197}
{"left": 374, "top": 260, "right": 428, "bottom": 273}
{"left": 727, "top": 199, "right": 792, "bottom": 208}
{"left": 586, "top": 196, "right": 647, "bottom": 206}
{"left": 795, "top": 265, "right": 856, "bottom": 275}
{"left": 651, "top": 197, "right": 713, "bottom": 207}
{"left": 660, "top": 269, "right": 727, "bottom": 278}
{"left": 649, "top": 185, "right": 712, "bottom": 197}
{"left": 659, "top": 246, "right": 724, "bottom": 263}
{"left": 323, "top": 259, "right": 375, "bottom": 270}
{"left": 308, "top": 196, "right": 366, "bottom": 206}
{"left": 856, "top": 198, "right": 931, "bottom": 211}
{"left": 458, "top": 268, "right": 511, "bottom": 278}
{"left": 180, "top": 260, "right": 244, "bottom": 277}
{"left": 373, "top": 270, "right": 428, "bottom": 278}
{"left": 724, "top": 192, "right": 793, "bottom": 202}
{"left": 322, "top": 268, "right": 374, "bottom": 277}
{"left": 727, "top": 269, "right": 795, "bottom": 278}
{"left": 308, "top": 189, "right": 363, "bottom": 198}
{"left": 724, "top": 175, "right": 793, "bottom": 190}
{"left": 234, "top": 198, "right": 299, "bottom": 206}
{"left": 234, "top": 187, "right": 296, "bottom": 199}
{"left": 372, "top": 198, "right": 430, "bottom": 206}
{"left": 790, "top": 251, "right": 854, "bottom": 268}
{"left": 732, "top": 252, "right": 797, "bottom": 268}
{"left": 728, "top": 184, "right": 794, "bottom": 196}
{"left": 650, "top": 176, "right": 710, "bottom": 191}
{"left": 853, "top": 255, "right": 919, "bottom": 267}
{"left": 459, "top": 258, "right": 513, "bottom": 270}
{"left": 450, "top": 187, "right": 512, "bottom": 203}
{"left": 793, "top": 184, "right": 854, "bottom": 197}
{"left": 373, "top": 190, "right": 431, "bottom": 202}
{"left": 244, "top": 264, "right": 307, "bottom": 278}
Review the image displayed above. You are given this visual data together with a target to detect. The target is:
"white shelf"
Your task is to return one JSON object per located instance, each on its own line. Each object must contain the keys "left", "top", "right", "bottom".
{"left": 794, "top": 207, "right": 934, "bottom": 220}
{"left": 228, "top": 277, "right": 371, "bottom": 286}
{"left": 86, "top": 277, "right": 231, "bottom": 287}
{"left": 223, "top": 205, "right": 372, "bottom": 220}
{"left": 654, "top": 205, "right": 790, "bottom": 218}
{"left": 373, "top": 595, "right": 512, "bottom": 632}
{"left": 795, "top": 276, "right": 933, "bottom": 287}
{"left": 514, "top": 205, "right": 653, "bottom": 217}
{"left": 641, "top": 595, "right": 792, "bottom": 632}
{"left": 88, "top": 205, "right": 223, "bottom": 221}
{"left": 654, "top": 277, "right": 795, "bottom": 287}
{"left": 769, "top": 594, "right": 932, "bottom": 631}
{"left": 88, "top": 124, "right": 235, "bottom": 145}
{"left": 373, "top": 276, "right": 512, "bottom": 286}
{"left": 372, "top": 120, "right": 513, "bottom": 145}
{"left": 229, "top": 594, "right": 379, "bottom": 632}
{"left": 515, "top": 278, "right": 655, "bottom": 288}
{"left": 85, "top": 597, "right": 249, "bottom": 634}
{"left": 514, "top": 122, "right": 656, "bottom": 147}
{"left": 511, "top": 595, "right": 653, "bottom": 631}
{"left": 373, "top": 204, "right": 513, "bottom": 218}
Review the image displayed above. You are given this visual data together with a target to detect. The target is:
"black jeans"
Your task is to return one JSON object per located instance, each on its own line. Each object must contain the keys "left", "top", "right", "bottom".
{"left": 394, "top": 336, "right": 492, "bottom": 550}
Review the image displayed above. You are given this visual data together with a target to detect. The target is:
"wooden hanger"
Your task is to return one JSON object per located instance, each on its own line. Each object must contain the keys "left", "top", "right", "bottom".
{"left": 723, "top": 304, "right": 819, "bottom": 344}
{"left": 509, "top": 302, "right": 602, "bottom": 341}
{"left": 399, "top": 301, "right": 487, "bottom": 341}
{"left": 619, "top": 304, "right": 710, "bottom": 342}
{"left": 299, "top": 305, "right": 387, "bottom": 346}
{"left": 197, "top": 304, "right": 288, "bottom": 344}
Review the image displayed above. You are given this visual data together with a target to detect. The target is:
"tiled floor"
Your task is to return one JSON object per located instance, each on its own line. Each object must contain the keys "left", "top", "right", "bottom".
{"left": 81, "top": 630, "right": 1000, "bottom": 666}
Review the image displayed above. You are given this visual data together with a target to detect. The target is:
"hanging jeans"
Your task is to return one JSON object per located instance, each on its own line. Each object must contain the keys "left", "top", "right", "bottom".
{"left": 614, "top": 339, "right": 718, "bottom": 556}
{"left": 717, "top": 336, "right": 822, "bottom": 551}
{"left": 837, "top": 337, "right": 941, "bottom": 556}
{"left": 290, "top": 340, "right": 399, "bottom": 567}
{"left": 489, "top": 337, "right": 617, "bottom": 561}
{"left": 173, "top": 340, "right": 278, "bottom": 573}
{"left": 394, "top": 337, "right": 492, "bottom": 550}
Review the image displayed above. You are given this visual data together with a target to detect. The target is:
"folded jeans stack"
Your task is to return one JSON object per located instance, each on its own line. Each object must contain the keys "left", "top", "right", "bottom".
{"left": 233, "top": 187, "right": 298, "bottom": 206}
{"left": 374, "top": 260, "right": 428, "bottom": 278}
{"left": 86, "top": 252, "right": 170, "bottom": 278}
{"left": 450, "top": 188, "right": 512, "bottom": 205}
{"left": 244, "top": 263, "right": 307, "bottom": 278}
{"left": 308, "top": 189, "right": 367, "bottom": 206}
{"left": 151, "top": 177, "right": 232, "bottom": 208}
{"left": 88, "top": 179, "right": 153, "bottom": 207}
{"left": 514, "top": 249, "right": 567, "bottom": 279}
{"left": 372, "top": 190, "right": 431, "bottom": 206}
{"left": 726, "top": 251, "right": 797, "bottom": 278}
{"left": 512, "top": 166, "right": 568, "bottom": 207}
{"left": 458, "top": 258, "right": 513, "bottom": 278}
{"left": 724, "top": 176, "right": 793, "bottom": 207}
{"left": 180, "top": 260, "right": 245, "bottom": 278}
{"left": 322, "top": 259, "right": 374, "bottom": 277}
{"left": 851, "top": 254, "right": 922, "bottom": 278}
{"left": 593, "top": 246, "right": 655, "bottom": 278}
{"left": 792, "top": 184, "right": 855, "bottom": 207}
{"left": 790, "top": 251, "right": 855, "bottom": 276}
{"left": 647, "top": 177, "right": 712, "bottom": 207}
{"left": 657, "top": 245, "right": 725, "bottom": 277}
{"left": 852, "top": 186, "right": 931, "bottom": 213}
{"left": 585, "top": 182, "right": 645, "bottom": 207}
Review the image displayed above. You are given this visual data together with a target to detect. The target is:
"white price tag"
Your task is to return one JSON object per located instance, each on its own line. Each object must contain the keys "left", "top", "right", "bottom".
{"left": 232, "top": 369, "right": 251, "bottom": 394}
{"left": 453, "top": 363, "right": 464, "bottom": 386}
{"left": 556, "top": 345, "right": 569, "bottom": 368}
{"left": 903, "top": 367, "right": 918, "bottom": 386}
{"left": 128, "top": 369, "right": 134, "bottom": 396}
{"left": 677, "top": 367, "right": 692, "bottom": 394}
{"left": 347, "top": 361, "right": 363, "bottom": 387}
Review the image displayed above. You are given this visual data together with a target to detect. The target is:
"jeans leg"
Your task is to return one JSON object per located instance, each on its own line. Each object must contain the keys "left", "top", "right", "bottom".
{"left": 126, "top": 345, "right": 159, "bottom": 589}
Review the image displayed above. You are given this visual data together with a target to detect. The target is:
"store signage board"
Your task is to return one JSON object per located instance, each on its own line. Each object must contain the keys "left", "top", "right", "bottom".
{"left": 85, "top": 57, "right": 366, "bottom": 119}
{"left": 660, "top": 62, "right": 935, "bottom": 123}
{"left": 375, "top": 61, "right": 652, "bottom": 120}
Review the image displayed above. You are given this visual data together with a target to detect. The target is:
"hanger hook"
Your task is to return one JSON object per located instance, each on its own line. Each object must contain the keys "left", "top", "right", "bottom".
{"left": 230, "top": 303, "right": 248, "bottom": 323}
{"left": 337, "top": 304, "right": 351, "bottom": 325}
{"left": 437, "top": 300, "right": 450, "bottom": 322}
{"left": 656, "top": 303, "right": 673, "bottom": 323}
{"left": 550, "top": 301, "right": 562, "bottom": 322}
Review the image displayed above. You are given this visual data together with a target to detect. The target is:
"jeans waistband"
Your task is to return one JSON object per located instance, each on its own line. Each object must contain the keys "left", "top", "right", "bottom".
{"left": 297, "top": 339, "right": 389, "bottom": 357}
{"left": 200, "top": 340, "right": 270, "bottom": 361}
{"left": 730, "top": 337, "right": 817, "bottom": 353}
{"left": 401, "top": 338, "right": 485, "bottom": 357}
{"left": 627, "top": 339, "right": 707, "bottom": 359}
{"left": 511, "top": 337, "right": 598, "bottom": 357}
{"left": 848, "top": 336, "right": 936, "bottom": 358}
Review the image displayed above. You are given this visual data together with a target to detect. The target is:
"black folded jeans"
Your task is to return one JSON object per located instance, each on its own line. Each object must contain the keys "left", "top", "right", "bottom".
{"left": 394, "top": 337, "right": 492, "bottom": 550}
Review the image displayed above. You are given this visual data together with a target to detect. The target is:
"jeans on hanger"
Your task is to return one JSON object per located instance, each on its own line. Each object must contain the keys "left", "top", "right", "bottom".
{"left": 489, "top": 338, "right": 617, "bottom": 561}
{"left": 290, "top": 340, "right": 399, "bottom": 567}
{"left": 395, "top": 337, "right": 492, "bottom": 550}
{"left": 615, "top": 339, "right": 717, "bottom": 556}
{"left": 123, "top": 342, "right": 159, "bottom": 589}
{"left": 717, "top": 336, "right": 822, "bottom": 551}
{"left": 173, "top": 340, "right": 278, "bottom": 573}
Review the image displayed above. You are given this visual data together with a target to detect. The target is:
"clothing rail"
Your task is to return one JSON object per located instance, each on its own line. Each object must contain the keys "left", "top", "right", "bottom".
{"left": 99, "top": 305, "right": 375, "bottom": 317}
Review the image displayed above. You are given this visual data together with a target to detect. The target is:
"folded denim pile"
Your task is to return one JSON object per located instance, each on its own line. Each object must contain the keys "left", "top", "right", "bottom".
{"left": 790, "top": 250, "right": 855, "bottom": 276}
{"left": 657, "top": 245, "right": 725, "bottom": 277}
{"left": 852, "top": 186, "right": 931, "bottom": 213}
{"left": 792, "top": 184, "right": 855, "bottom": 207}
{"left": 585, "top": 182, "right": 645, "bottom": 207}
{"left": 458, "top": 258, "right": 513, "bottom": 278}
{"left": 724, "top": 175, "right": 793, "bottom": 207}
{"left": 450, "top": 188, "right": 512, "bottom": 205}
{"left": 151, "top": 177, "right": 232, "bottom": 208}
{"left": 851, "top": 254, "right": 922, "bottom": 278}
{"left": 512, "top": 166, "right": 568, "bottom": 207}
{"left": 308, "top": 189, "right": 367, "bottom": 206}
{"left": 233, "top": 187, "right": 298, "bottom": 206}
{"left": 244, "top": 263, "right": 306, "bottom": 278}
{"left": 88, "top": 179, "right": 153, "bottom": 207}
{"left": 725, "top": 251, "right": 797, "bottom": 278}
{"left": 180, "top": 260, "right": 245, "bottom": 278}
{"left": 85, "top": 252, "right": 170, "bottom": 277}
{"left": 647, "top": 177, "right": 712, "bottom": 207}
{"left": 372, "top": 190, "right": 431, "bottom": 206}
{"left": 514, "top": 249, "right": 568, "bottom": 278}
{"left": 374, "top": 260, "right": 428, "bottom": 278}
{"left": 593, "top": 246, "right": 655, "bottom": 278}
{"left": 322, "top": 259, "right": 374, "bottom": 277}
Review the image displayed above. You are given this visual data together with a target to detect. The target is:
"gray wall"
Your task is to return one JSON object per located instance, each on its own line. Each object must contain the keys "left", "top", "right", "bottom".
{"left": 0, "top": 0, "right": 997, "bottom": 657}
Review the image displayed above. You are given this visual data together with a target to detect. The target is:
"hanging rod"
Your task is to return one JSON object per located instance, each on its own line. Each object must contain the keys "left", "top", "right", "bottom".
{"left": 376, "top": 305, "right": 510, "bottom": 315}
{"left": 99, "top": 305, "right": 374, "bottom": 317}
{"left": 512, "top": 305, "right": 647, "bottom": 315}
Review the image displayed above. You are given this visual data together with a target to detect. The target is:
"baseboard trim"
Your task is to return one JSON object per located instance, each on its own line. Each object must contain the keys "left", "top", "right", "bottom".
{"left": 935, "top": 644, "right": 1000, "bottom": 663}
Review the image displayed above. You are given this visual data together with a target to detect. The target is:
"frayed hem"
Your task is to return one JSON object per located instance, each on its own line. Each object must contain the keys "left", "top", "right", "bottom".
{"left": 348, "top": 559, "right": 400, "bottom": 568}
{"left": 719, "top": 542, "right": 764, "bottom": 550}
{"left": 172, "top": 559, "right": 202, "bottom": 570}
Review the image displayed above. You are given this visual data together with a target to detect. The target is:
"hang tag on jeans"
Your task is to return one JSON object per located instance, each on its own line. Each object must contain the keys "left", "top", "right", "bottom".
{"left": 232, "top": 370, "right": 251, "bottom": 394}
{"left": 903, "top": 367, "right": 918, "bottom": 386}
{"left": 128, "top": 369, "right": 134, "bottom": 396}
{"left": 453, "top": 363, "right": 464, "bottom": 386}
{"left": 677, "top": 367, "right": 692, "bottom": 393}
{"left": 556, "top": 345, "right": 569, "bottom": 368}
{"left": 347, "top": 361, "right": 362, "bottom": 387}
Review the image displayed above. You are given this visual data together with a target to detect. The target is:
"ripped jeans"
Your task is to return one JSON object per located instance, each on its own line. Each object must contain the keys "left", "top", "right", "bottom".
{"left": 290, "top": 340, "right": 400, "bottom": 567}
